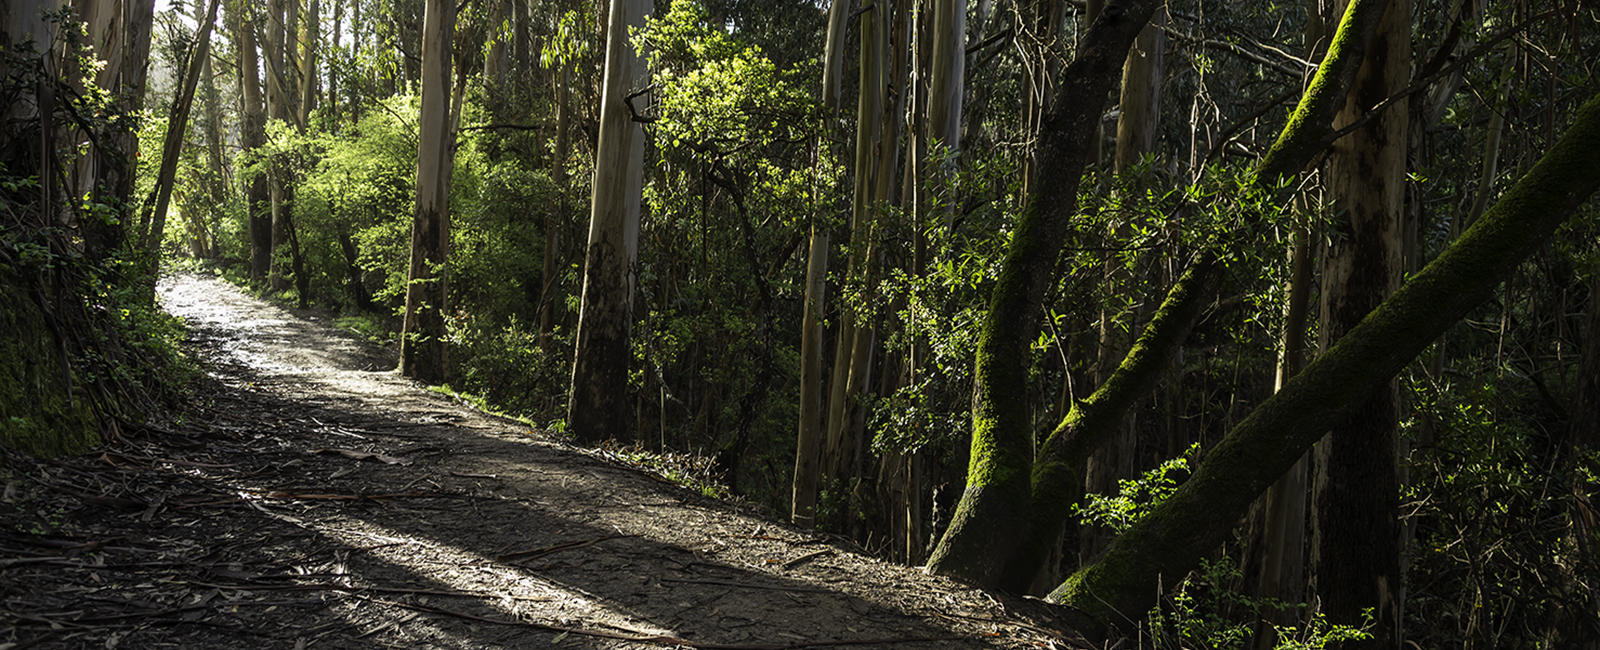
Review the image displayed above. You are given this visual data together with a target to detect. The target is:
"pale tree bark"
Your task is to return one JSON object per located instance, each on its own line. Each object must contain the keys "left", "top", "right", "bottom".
{"left": 791, "top": 0, "right": 853, "bottom": 528}
{"left": 398, "top": 0, "right": 456, "bottom": 383}
{"left": 326, "top": 0, "right": 341, "bottom": 122}
{"left": 137, "top": 0, "right": 221, "bottom": 259}
{"left": 232, "top": 0, "right": 272, "bottom": 284}
{"left": 1309, "top": 0, "right": 1409, "bottom": 643}
{"left": 298, "top": 0, "right": 318, "bottom": 125}
{"left": 1111, "top": 3, "right": 1163, "bottom": 175}
{"left": 823, "top": 0, "right": 888, "bottom": 485}
{"left": 264, "top": 0, "right": 293, "bottom": 290}
{"left": 282, "top": 0, "right": 300, "bottom": 123}
{"left": 1053, "top": 89, "right": 1600, "bottom": 634}
{"left": 1248, "top": 5, "right": 1332, "bottom": 644}
{"left": 198, "top": 16, "right": 226, "bottom": 244}
{"left": 70, "top": 0, "right": 155, "bottom": 262}
{"left": 1017, "top": 0, "right": 1066, "bottom": 199}
{"left": 853, "top": 0, "right": 911, "bottom": 547}
{"left": 1250, "top": 225, "right": 1312, "bottom": 649}
{"left": 926, "top": 0, "right": 963, "bottom": 228}
{"left": 566, "top": 0, "right": 651, "bottom": 443}
{"left": 541, "top": 61, "right": 570, "bottom": 355}
{"left": 483, "top": 0, "right": 509, "bottom": 94}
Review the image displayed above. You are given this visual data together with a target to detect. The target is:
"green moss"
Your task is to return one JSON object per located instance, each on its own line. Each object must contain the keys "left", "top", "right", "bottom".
{"left": 1258, "top": 0, "right": 1392, "bottom": 183}
{"left": 1054, "top": 90, "right": 1600, "bottom": 630}
{"left": 0, "top": 283, "right": 100, "bottom": 456}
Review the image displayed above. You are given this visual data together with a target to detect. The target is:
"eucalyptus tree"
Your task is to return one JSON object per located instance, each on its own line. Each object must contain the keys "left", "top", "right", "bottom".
{"left": 137, "top": 0, "right": 222, "bottom": 264}
{"left": 70, "top": 0, "right": 155, "bottom": 262}
{"left": 566, "top": 0, "right": 652, "bottom": 443}
{"left": 399, "top": 0, "right": 457, "bottom": 383}
{"left": 1310, "top": 0, "right": 1410, "bottom": 642}
{"left": 232, "top": 1, "right": 270, "bottom": 284}
{"left": 792, "top": 0, "right": 853, "bottom": 528}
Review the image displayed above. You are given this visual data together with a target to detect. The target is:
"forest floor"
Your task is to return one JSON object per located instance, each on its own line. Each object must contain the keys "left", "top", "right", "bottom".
{"left": 0, "top": 271, "right": 1085, "bottom": 649}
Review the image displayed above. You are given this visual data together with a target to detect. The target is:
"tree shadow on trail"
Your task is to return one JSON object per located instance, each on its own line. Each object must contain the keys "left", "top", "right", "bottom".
{"left": 2, "top": 274, "right": 1075, "bottom": 648}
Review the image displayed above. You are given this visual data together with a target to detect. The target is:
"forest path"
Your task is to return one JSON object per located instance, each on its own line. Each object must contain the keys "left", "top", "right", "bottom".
{"left": 1, "top": 271, "right": 1076, "bottom": 649}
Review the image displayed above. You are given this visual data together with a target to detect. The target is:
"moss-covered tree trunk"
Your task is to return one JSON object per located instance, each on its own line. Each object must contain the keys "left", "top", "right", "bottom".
{"left": 1052, "top": 89, "right": 1600, "bottom": 629}
{"left": 926, "top": 0, "right": 1396, "bottom": 591}
{"left": 923, "top": 0, "right": 1164, "bottom": 586}
{"left": 1309, "top": 0, "right": 1409, "bottom": 642}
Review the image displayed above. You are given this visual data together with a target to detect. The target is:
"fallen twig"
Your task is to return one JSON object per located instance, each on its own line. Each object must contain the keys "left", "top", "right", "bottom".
{"left": 497, "top": 533, "right": 637, "bottom": 562}
{"left": 781, "top": 549, "right": 833, "bottom": 570}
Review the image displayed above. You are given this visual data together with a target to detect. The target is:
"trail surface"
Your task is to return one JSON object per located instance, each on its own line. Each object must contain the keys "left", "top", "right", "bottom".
{"left": 1, "top": 272, "right": 1080, "bottom": 648}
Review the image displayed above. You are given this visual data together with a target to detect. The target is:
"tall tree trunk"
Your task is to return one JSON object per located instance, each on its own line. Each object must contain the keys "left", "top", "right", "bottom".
{"left": 1250, "top": 225, "right": 1313, "bottom": 649}
{"left": 823, "top": 0, "right": 888, "bottom": 486}
{"left": 298, "top": 0, "right": 319, "bottom": 126}
{"left": 264, "top": 0, "right": 292, "bottom": 290}
{"left": 233, "top": 0, "right": 272, "bottom": 284}
{"left": 1111, "top": 3, "right": 1163, "bottom": 175}
{"left": 541, "top": 61, "right": 570, "bottom": 354}
{"left": 1309, "top": 0, "right": 1409, "bottom": 642}
{"left": 927, "top": 0, "right": 963, "bottom": 228}
{"left": 792, "top": 0, "right": 853, "bottom": 528}
{"left": 1081, "top": 0, "right": 1166, "bottom": 565}
{"left": 566, "top": 0, "right": 652, "bottom": 443}
{"left": 1247, "top": 8, "right": 1331, "bottom": 638}
{"left": 1052, "top": 89, "right": 1600, "bottom": 634}
{"left": 327, "top": 0, "right": 342, "bottom": 124}
{"left": 398, "top": 0, "right": 456, "bottom": 383}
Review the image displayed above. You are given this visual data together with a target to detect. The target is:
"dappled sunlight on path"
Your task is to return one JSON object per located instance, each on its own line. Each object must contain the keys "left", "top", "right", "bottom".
{"left": 0, "top": 272, "right": 1081, "bottom": 648}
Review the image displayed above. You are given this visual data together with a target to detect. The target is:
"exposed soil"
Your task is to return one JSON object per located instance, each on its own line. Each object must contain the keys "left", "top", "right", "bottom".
{"left": 0, "top": 272, "right": 1087, "bottom": 649}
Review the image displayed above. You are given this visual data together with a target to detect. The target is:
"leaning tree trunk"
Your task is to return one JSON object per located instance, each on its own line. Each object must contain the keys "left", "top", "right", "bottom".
{"left": 925, "top": 0, "right": 1398, "bottom": 592}
{"left": 923, "top": 0, "right": 1164, "bottom": 587}
{"left": 138, "top": 0, "right": 221, "bottom": 264}
{"left": 1051, "top": 89, "right": 1600, "bottom": 633}
{"left": 398, "top": 0, "right": 456, "bottom": 383}
{"left": 566, "top": 0, "right": 652, "bottom": 443}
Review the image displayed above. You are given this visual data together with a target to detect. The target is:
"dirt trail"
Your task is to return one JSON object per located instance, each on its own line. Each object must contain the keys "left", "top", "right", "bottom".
{"left": 0, "top": 272, "right": 1082, "bottom": 649}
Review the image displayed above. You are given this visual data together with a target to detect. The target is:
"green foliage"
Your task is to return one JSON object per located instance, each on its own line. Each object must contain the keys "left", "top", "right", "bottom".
{"left": 449, "top": 316, "right": 567, "bottom": 419}
{"left": 1146, "top": 558, "right": 1374, "bottom": 650}
{"left": 1, "top": 17, "right": 192, "bottom": 454}
{"left": 1402, "top": 367, "right": 1600, "bottom": 647}
{"left": 1076, "top": 443, "right": 1199, "bottom": 533}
